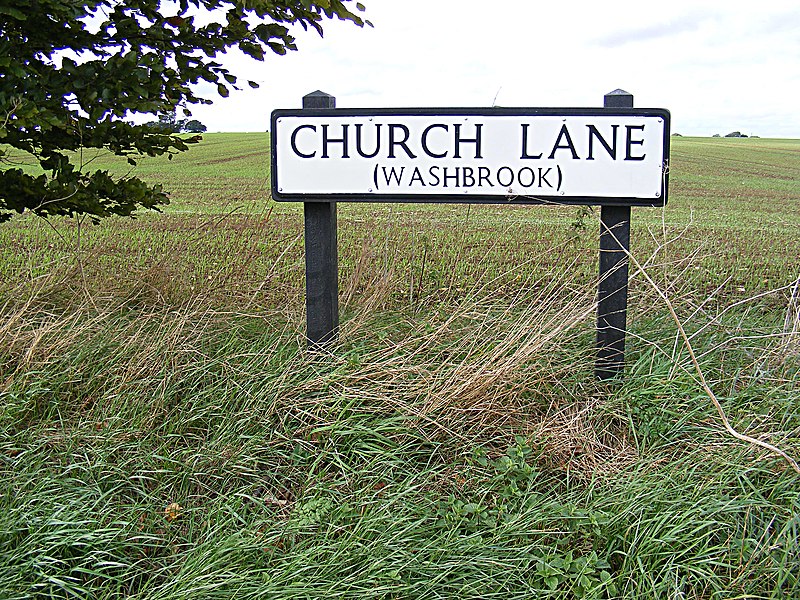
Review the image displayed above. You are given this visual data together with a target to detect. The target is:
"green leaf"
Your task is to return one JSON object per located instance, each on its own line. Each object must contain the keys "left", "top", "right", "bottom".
{"left": 217, "top": 84, "right": 230, "bottom": 98}
{"left": 0, "top": 5, "right": 27, "bottom": 19}
{"left": 267, "top": 42, "right": 287, "bottom": 56}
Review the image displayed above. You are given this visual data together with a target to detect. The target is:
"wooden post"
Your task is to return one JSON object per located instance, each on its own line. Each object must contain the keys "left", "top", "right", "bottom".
{"left": 596, "top": 89, "right": 633, "bottom": 379}
{"left": 302, "top": 91, "right": 339, "bottom": 346}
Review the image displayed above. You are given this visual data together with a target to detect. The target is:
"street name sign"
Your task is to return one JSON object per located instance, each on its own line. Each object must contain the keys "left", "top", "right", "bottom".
{"left": 271, "top": 107, "right": 670, "bottom": 206}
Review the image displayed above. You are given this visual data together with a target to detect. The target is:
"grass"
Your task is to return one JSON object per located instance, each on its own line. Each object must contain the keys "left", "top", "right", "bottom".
{"left": 1, "top": 134, "right": 799, "bottom": 598}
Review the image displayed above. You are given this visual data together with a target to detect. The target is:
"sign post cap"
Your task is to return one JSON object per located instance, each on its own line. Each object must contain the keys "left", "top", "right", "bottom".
{"left": 604, "top": 89, "right": 633, "bottom": 108}
{"left": 303, "top": 90, "right": 336, "bottom": 109}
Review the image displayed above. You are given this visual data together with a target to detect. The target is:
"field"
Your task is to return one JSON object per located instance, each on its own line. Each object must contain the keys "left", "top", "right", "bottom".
{"left": 1, "top": 134, "right": 799, "bottom": 599}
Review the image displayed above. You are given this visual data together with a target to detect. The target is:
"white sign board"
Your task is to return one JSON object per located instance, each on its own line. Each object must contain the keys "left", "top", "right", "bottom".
{"left": 271, "top": 108, "right": 670, "bottom": 206}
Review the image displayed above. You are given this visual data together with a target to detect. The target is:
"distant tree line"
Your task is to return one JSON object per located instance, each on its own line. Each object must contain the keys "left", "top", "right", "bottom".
{"left": 712, "top": 131, "right": 758, "bottom": 138}
{"left": 148, "top": 110, "right": 207, "bottom": 134}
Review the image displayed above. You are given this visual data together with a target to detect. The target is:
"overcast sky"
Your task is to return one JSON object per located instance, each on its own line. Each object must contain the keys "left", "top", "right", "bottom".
{"left": 187, "top": 0, "right": 800, "bottom": 138}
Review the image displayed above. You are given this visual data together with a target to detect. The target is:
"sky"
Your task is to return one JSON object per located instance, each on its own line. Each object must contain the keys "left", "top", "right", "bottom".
{"left": 186, "top": 0, "right": 800, "bottom": 138}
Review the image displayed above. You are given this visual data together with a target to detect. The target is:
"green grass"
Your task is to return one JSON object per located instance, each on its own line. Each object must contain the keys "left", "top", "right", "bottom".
{"left": 1, "top": 134, "right": 799, "bottom": 598}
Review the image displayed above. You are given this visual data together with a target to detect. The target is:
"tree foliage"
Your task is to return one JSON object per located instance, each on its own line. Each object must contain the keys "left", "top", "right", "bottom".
{"left": 0, "top": 0, "right": 369, "bottom": 222}
{"left": 183, "top": 119, "right": 207, "bottom": 133}
{"left": 147, "top": 111, "right": 208, "bottom": 133}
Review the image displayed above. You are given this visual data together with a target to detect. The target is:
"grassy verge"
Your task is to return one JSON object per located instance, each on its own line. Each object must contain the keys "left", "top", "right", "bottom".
{"left": 1, "top": 135, "right": 799, "bottom": 598}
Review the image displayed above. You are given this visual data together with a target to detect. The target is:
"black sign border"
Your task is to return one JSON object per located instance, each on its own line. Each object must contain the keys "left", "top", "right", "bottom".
{"left": 270, "top": 107, "right": 671, "bottom": 207}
